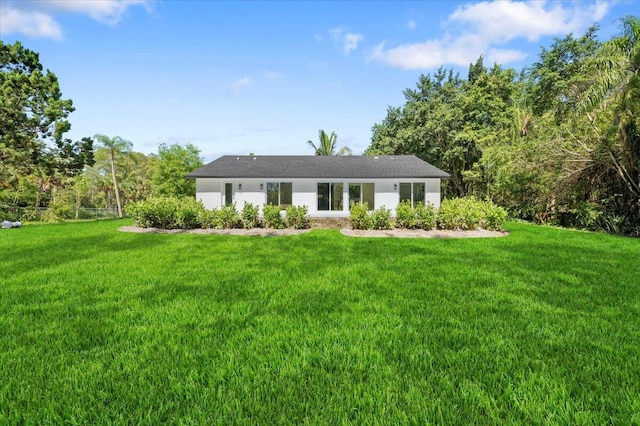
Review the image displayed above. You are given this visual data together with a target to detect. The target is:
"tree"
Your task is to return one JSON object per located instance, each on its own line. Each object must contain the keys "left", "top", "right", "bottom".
{"left": 0, "top": 41, "right": 92, "bottom": 186}
{"left": 307, "top": 130, "right": 352, "bottom": 155}
{"left": 367, "top": 62, "right": 516, "bottom": 198}
{"left": 152, "top": 143, "right": 202, "bottom": 197}
{"left": 93, "top": 134, "right": 133, "bottom": 218}
{"left": 575, "top": 15, "right": 640, "bottom": 230}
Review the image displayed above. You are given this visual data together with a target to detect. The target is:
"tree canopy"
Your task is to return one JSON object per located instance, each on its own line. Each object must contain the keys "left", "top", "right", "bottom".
{"left": 367, "top": 16, "right": 640, "bottom": 234}
{"left": 0, "top": 41, "right": 93, "bottom": 186}
{"left": 152, "top": 143, "right": 202, "bottom": 197}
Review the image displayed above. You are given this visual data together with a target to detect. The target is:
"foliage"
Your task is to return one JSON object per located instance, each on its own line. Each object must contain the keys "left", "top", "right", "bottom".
{"left": 370, "top": 207, "right": 392, "bottom": 230}
{"left": 395, "top": 201, "right": 436, "bottom": 230}
{"left": 437, "top": 196, "right": 507, "bottom": 231}
{"left": 1, "top": 41, "right": 94, "bottom": 212}
{"left": 262, "top": 204, "right": 284, "bottom": 229}
{"left": 414, "top": 202, "right": 436, "bottom": 230}
{"left": 152, "top": 143, "right": 202, "bottom": 197}
{"left": 85, "top": 149, "right": 156, "bottom": 211}
{"left": 349, "top": 202, "right": 372, "bottom": 230}
{"left": 307, "top": 129, "right": 352, "bottom": 155}
{"left": 2, "top": 221, "right": 640, "bottom": 424}
{"left": 285, "top": 205, "right": 311, "bottom": 229}
{"left": 0, "top": 41, "right": 86, "bottom": 178}
{"left": 367, "top": 59, "right": 516, "bottom": 197}
{"left": 366, "top": 19, "right": 640, "bottom": 235}
{"left": 127, "top": 196, "right": 205, "bottom": 229}
{"left": 93, "top": 134, "right": 133, "bottom": 218}
{"left": 218, "top": 204, "right": 240, "bottom": 229}
{"left": 241, "top": 202, "right": 261, "bottom": 229}
{"left": 394, "top": 200, "right": 417, "bottom": 229}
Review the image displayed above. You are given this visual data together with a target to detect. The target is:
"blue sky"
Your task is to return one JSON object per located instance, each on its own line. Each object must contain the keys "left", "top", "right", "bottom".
{"left": 1, "top": 1, "right": 638, "bottom": 161}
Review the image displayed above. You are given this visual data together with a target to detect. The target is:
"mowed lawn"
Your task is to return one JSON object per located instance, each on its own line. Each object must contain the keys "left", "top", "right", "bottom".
{"left": 1, "top": 220, "right": 639, "bottom": 424}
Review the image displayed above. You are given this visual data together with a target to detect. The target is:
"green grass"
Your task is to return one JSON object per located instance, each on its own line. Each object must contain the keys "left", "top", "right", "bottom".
{"left": 1, "top": 220, "right": 639, "bottom": 424}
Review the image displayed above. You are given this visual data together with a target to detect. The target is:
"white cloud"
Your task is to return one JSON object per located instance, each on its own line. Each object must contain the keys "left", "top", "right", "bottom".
{"left": 46, "top": 0, "right": 151, "bottom": 26}
{"left": 0, "top": 0, "right": 151, "bottom": 39}
{"left": 0, "top": 6, "right": 63, "bottom": 40}
{"left": 231, "top": 77, "right": 254, "bottom": 94}
{"left": 369, "top": 0, "right": 611, "bottom": 70}
{"left": 407, "top": 20, "right": 417, "bottom": 30}
{"left": 343, "top": 32, "right": 364, "bottom": 55}
{"left": 329, "top": 26, "right": 364, "bottom": 55}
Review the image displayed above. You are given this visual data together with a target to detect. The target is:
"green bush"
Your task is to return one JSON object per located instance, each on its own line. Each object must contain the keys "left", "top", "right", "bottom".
{"left": 127, "top": 196, "right": 206, "bottom": 229}
{"left": 128, "top": 196, "right": 180, "bottom": 229}
{"left": 285, "top": 205, "right": 311, "bottom": 229}
{"left": 219, "top": 204, "right": 240, "bottom": 229}
{"left": 371, "top": 207, "right": 392, "bottom": 230}
{"left": 480, "top": 201, "right": 508, "bottom": 231}
{"left": 241, "top": 202, "right": 261, "bottom": 229}
{"left": 437, "top": 196, "right": 507, "bottom": 231}
{"left": 415, "top": 202, "right": 436, "bottom": 230}
{"left": 40, "top": 199, "right": 73, "bottom": 222}
{"left": 350, "top": 202, "right": 371, "bottom": 230}
{"left": 263, "top": 204, "right": 284, "bottom": 229}
{"left": 394, "top": 201, "right": 435, "bottom": 230}
{"left": 176, "top": 198, "right": 205, "bottom": 229}
{"left": 395, "top": 200, "right": 417, "bottom": 229}
{"left": 198, "top": 208, "right": 221, "bottom": 229}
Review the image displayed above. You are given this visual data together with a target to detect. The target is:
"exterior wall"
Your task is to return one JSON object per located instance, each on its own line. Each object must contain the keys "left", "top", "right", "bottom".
{"left": 195, "top": 177, "right": 443, "bottom": 217}
{"left": 195, "top": 178, "right": 222, "bottom": 210}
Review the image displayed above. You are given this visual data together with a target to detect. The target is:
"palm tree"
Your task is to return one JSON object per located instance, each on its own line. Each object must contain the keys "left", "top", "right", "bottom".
{"left": 93, "top": 134, "right": 133, "bottom": 218}
{"left": 307, "top": 129, "right": 352, "bottom": 155}
{"left": 579, "top": 16, "right": 640, "bottom": 199}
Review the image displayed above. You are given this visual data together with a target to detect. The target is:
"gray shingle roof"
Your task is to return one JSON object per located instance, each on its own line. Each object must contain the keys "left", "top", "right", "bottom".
{"left": 187, "top": 155, "right": 450, "bottom": 179}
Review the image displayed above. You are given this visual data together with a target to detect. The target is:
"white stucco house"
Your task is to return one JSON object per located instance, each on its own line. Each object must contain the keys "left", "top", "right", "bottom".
{"left": 187, "top": 155, "right": 449, "bottom": 218}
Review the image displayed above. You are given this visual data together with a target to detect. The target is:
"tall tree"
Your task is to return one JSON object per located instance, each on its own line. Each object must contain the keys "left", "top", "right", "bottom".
{"left": 152, "top": 143, "right": 202, "bottom": 197}
{"left": 307, "top": 130, "right": 352, "bottom": 155}
{"left": 1, "top": 41, "right": 93, "bottom": 210}
{"left": 93, "top": 134, "right": 132, "bottom": 218}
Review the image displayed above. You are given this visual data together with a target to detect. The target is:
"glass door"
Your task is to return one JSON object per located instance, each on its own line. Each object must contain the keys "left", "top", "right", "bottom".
{"left": 224, "top": 183, "right": 233, "bottom": 206}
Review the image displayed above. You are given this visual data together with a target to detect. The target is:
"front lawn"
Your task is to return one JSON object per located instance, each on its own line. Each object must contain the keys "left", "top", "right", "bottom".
{"left": 1, "top": 220, "right": 638, "bottom": 423}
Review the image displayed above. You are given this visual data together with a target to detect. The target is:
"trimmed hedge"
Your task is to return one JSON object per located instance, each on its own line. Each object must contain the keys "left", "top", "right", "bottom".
{"left": 127, "top": 196, "right": 206, "bottom": 229}
{"left": 350, "top": 197, "right": 507, "bottom": 231}
{"left": 128, "top": 197, "right": 311, "bottom": 230}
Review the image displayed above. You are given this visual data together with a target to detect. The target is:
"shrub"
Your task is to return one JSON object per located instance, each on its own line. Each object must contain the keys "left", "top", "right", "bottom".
{"left": 241, "top": 202, "right": 261, "bottom": 229}
{"left": 371, "top": 207, "right": 392, "bottom": 230}
{"left": 127, "top": 196, "right": 209, "bottom": 229}
{"left": 263, "top": 204, "right": 284, "bottom": 229}
{"left": 128, "top": 196, "right": 181, "bottom": 229}
{"left": 395, "top": 200, "right": 416, "bottom": 229}
{"left": 415, "top": 202, "right": 436, "bottom": 230}
{"left": 39, "top": 199, "right": 73, "bottom": 222}
{"left": 199, "top": 208, "right": 221, "bottom": 229}
{"left": 219, "top": 204, "right": 240, "bottom": 229}
{"left": 480, "top": 201, "right": 508, "bottom": 231}
{"left": 175, "top": 198, "right": 205, "bottom": 229}
{"left": 285, "top": 205, "right": 311, "bottom": 229}
{"left": 350, "top": 202, "right": 371, "bottom": 230}
{"left": 437, "top": 196, "right": 507, "bottom": 231}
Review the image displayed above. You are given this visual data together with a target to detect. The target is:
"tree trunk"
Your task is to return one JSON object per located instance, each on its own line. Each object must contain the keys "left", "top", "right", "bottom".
{"left": 110, "top": 151, "right": 123, "bottom": 218}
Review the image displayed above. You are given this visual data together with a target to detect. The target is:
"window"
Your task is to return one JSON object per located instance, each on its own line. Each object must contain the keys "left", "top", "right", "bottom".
{"left": 266, "top": 182, "right": 292, "bottom": 207}
{"left": 224, "top": 183, "right": 233, "bottom": 206}
{"left": 399, "top": 182, "right": 425, "bottom": 207}
{"left": 317, "top": 183, "right": 343, "bottom": 211}
{"left": 349, "top": 183, "right": 374, "bottom": 210}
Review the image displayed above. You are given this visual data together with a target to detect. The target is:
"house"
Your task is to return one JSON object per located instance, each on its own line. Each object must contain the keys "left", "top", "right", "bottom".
{"left": 187, "top": 155, "right": 449, "bottom": 217}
